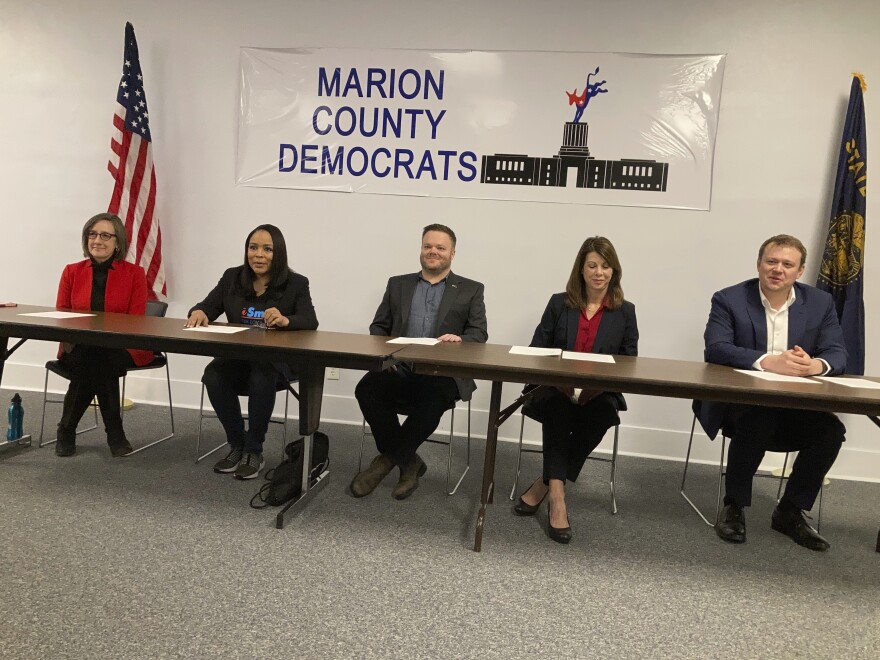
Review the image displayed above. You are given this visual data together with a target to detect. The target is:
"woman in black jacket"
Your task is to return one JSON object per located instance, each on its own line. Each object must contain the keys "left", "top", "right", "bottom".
{"left": 514, "top": 236, "right": 638, "bottom": 544}
{"left": 186, "top": 224, "right": 318, "bottom": 480}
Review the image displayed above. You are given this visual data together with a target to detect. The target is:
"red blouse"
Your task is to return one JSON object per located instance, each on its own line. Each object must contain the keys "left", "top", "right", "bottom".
{"left": 573, "top": 302, "right": 606, "bottom": 353}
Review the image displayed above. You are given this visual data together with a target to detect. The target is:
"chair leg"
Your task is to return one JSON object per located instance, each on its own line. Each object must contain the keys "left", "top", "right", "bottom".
{"left": 713, "top": 436, "right": 727, "bottom": 525}
{"left": 195, "top": 383, "right": 226, "bottom": 463}
{"left": 609, "top": 425, "right": 619, "bottom": 515}
{"left": 680, "top": 415, "right": 716, "bottom": 527}
{"left": 445, "top": 407, "right": 455, "bottom": 493}
{"left": 39, "top": 369, "right": 98, "bottom": 448}
{"left": 125, "top": 362, "right": 176, "bottom": 456}
{"left": 776, "top": 452, "right": 790, "bottom": 502}
{"left": 38, "top": 368, "right": 51, "bottom": 447}
{"left": 166, "top": 362, "right": 176, "bottom": 436}
{"left": 464, "top": 399, "right": 472, "bottom": 477}
{"left": 509, "top": 415, "right": 527, "bottom": 501}
{"left": 358, "top": 419, "right": 369, "bottom": 472}
{"left": 281, "top": 387, "right": 290, "bottom": 462}
{"left": 445, "top": 404, "right": 470, "bottom": 496}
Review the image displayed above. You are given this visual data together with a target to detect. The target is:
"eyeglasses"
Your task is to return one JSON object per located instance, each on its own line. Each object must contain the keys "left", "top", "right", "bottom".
{"left": 87, "top": 231, "right": 116, "bottom": 241}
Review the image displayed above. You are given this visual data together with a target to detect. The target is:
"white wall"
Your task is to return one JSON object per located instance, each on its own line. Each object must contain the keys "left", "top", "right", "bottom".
{"left": 1, "top": 0, "right": 878, "bottom": 481}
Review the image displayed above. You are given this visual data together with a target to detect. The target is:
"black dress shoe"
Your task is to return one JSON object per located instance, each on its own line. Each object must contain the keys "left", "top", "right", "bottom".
{"left": 55, "top": 440, "right": 76, "bottom": 457}
{"left": 771, "top": 506, "right": 830, "bottom": 551}
{"left": 108, "top": 437, "right": 134, "bottom": 457}
{"left": 715, "top": 503, "right": 746, "bottom": 544}
{"left": 548, "top": 503, "right": 572, "bottom": 544}
{"left": 514, "top": 479, "right": 548, "bottom": 516}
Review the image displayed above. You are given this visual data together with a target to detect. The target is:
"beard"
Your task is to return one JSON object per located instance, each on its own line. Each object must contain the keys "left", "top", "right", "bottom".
{"left": 420, "top": 256, "right": 450, "bottom": 276}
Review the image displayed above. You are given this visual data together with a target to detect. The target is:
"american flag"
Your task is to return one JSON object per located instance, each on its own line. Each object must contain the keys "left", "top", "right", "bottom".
{"left": 108, "top": 22, "right": 166, "bottom": 299}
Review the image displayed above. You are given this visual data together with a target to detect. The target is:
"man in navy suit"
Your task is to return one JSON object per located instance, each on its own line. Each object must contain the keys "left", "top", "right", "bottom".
{"left": 351, "top": 224, "right": 488, "bottom": 500}
{"left": 697, "top": 234, "right": 847, "bottom": 551}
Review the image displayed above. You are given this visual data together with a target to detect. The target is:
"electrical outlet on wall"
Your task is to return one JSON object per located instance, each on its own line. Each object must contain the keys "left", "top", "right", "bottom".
{"left": 327, "top": 368, "right": 339, "bottom": 380}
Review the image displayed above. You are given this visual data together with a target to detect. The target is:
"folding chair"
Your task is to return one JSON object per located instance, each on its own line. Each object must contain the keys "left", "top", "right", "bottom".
{"left": 39, "top": 299, "right": 174, "bottom": 454}
{"left": 359, "top": 399, "right": 472, "bottom": 495}
{"left": 680, "top": 414, "right": 822, "bottom": 530}
{"left": 508, "top": 414, "right": 620, "bottom": 514}
{"left": 195, "top": 379, "right": 296, "bottom": 464}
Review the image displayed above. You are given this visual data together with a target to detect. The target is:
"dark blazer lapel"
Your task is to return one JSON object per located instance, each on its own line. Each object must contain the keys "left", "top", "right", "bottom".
{"left": 745, "top": 282, "right": 767, "bottom": 350}
{"left": 592, "top": 308, "right": 618, "bottom": 354}
{"left": 435, "top": 272, "right": 460, "bottom": 331}
{"left": 565, "top": 306, "right": 580, "bottom": 351}
{"left": 787, "top": 285, "right": 807, "bottom": 346}
{"left": 399, "top": 273, "right": 418, "bottom": 331}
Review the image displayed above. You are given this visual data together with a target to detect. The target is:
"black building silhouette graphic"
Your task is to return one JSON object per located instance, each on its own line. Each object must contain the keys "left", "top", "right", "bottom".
{"left": 480, "top": 121, "right": 669, "bottom": 192}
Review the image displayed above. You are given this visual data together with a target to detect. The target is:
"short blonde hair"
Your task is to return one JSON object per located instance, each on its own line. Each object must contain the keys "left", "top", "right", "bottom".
{"left": 758, "top": 234, "right": 807, "bottom": 267}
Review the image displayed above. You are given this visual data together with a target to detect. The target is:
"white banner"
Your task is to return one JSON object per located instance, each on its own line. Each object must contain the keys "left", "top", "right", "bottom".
{"left": 236, "top": 48, "right": 726, "bottom": 210}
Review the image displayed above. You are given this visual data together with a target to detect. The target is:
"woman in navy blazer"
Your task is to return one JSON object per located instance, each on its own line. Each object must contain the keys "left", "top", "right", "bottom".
{"left": 54, "top": 213, "right": 152, "bottom": 458}
{"left": 515, "top": 236, "right": 638, "bottom": 543}
{"left": 186, "top": 224, "right": 318, "bottom": 481}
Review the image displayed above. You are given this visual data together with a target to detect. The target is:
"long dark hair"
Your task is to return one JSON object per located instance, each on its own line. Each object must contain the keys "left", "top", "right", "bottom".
{"left": 238, "top": 224, "right": 290, "bottom": 293}
{"left": 564, "top": 236, "right": 625, "bottom": 311}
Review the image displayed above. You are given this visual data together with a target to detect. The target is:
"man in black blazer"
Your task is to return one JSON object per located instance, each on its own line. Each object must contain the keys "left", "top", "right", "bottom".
{"left": 351, "top": 224, "right": 488, "bottom": 500}
{"left": 698, "top": 234, "right": 847, "bottom": 551}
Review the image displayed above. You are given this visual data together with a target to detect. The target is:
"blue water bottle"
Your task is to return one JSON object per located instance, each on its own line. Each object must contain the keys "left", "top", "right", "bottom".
{"left": 7, "top": 393, "right": 23, "bottom": 442}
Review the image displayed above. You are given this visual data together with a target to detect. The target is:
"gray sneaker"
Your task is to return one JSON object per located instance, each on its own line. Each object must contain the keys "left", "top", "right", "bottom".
{"left": 213, "top": 448, "right": 243, "bottom": 473}
{"left": 234, "top": 452, "right": 265, "bottom": 480}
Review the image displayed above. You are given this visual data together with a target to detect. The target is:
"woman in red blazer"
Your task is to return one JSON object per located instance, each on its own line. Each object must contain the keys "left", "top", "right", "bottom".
{"left": 54, "top": 212, "right": 152, "bottom": 458}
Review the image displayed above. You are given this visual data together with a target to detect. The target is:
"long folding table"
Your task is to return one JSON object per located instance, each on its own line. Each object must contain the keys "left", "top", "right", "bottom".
{"left": 396, "top": 342, "right": 880, "bottom": 552}
{"left": 0, "top": 305, "right": 405, "bottom": 528}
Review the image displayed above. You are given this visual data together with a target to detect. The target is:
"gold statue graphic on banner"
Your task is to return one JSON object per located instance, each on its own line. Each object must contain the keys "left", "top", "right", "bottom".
{"left": 819, "top": 211, "right": 865, "bottom": 286}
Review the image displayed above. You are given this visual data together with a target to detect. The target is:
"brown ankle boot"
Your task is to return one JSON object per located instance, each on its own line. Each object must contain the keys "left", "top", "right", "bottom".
{"left": 350, "top": 454, "right": 395, "bottom": 497}
{"left": 391, "top": 454, "right": 427, "bottom": 500}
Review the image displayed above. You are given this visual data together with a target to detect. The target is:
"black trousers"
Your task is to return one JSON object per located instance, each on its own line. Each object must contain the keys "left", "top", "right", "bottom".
{"left": 202, "top": 358, "right": 291, "bottom": 455}
{"left": 57, "top": 345, "right": 135, "bottom": 444}
{"left": 723, "top": 405, "right": 845, "bottom": 511}
{"left": 355, "top": 367, "right": 459, "bottom": 467}
{"left": 525, "top": 388, "right": 620, "bottom": 484}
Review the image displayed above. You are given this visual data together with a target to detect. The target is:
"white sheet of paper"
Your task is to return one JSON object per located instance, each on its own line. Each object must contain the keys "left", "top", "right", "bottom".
{"left": 183, "top": 325, "right": 249, "bottom": 334}
{"left": 734, "top": 369, "right": 821, "bottom": 384}
{"left": 19, "top": 311, "right": 96, "bottom": 319}
{"left": 509, "top": 346, "right": 562, "bottom": 357}
{"left": 562, "top": 351, "right": 616, "bottom": 363}
{"left": 386, "top": 337, "right": 440, "bottom": 345}
{"left": 812, "top": 376, "right": 880, "bottom": 390}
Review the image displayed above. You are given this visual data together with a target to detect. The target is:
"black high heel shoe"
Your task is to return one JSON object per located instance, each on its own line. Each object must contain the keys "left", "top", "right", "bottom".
{"left": 548, "top": 502, "right": 572, "bottom": 544}
{"left": 514, "top": 479, "right": 548, "bottom": 516}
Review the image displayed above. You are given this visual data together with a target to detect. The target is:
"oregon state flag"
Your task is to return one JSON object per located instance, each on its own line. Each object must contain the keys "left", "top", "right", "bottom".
{"left": 818, "top": 75, "right": 867, "bottom": 375}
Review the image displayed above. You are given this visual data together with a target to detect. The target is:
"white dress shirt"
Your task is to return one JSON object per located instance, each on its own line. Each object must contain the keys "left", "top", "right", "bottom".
{"left": 753, "top": 287, "right": 830, "bottom": 374}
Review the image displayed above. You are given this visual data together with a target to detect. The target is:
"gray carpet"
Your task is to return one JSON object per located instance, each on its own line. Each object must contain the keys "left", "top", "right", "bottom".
{"left": 0, "top": 389, "right": 877, "bottom": 659}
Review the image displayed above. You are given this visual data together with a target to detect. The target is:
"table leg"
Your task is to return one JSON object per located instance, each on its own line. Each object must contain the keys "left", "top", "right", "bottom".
{"left": 0, "top": 335, "right": 8, "bottom": 384}
{"left": 474, "top": 380, "right": 503, "bottom": 552}
{"left": 869, "top": 416, "right": 880, "bottom": 553}
{"left": 297, "top": 364, "right": 325, "bottom": 437}
{"left": 276, "top": 364, "right": 330, "bottom": 529}
{"left": 0, "top": 334, "right": 33, "bottom": 454}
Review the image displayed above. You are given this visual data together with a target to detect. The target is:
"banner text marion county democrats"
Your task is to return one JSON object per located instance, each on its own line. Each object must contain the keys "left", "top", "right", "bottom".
{"left": 278, "top": 66, "right": 478, "bottom": 182}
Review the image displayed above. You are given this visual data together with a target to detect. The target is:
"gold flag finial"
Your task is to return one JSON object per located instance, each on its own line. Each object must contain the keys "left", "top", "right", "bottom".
{"left": 852, "top": 72, "right": 867, "bottom": 92}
